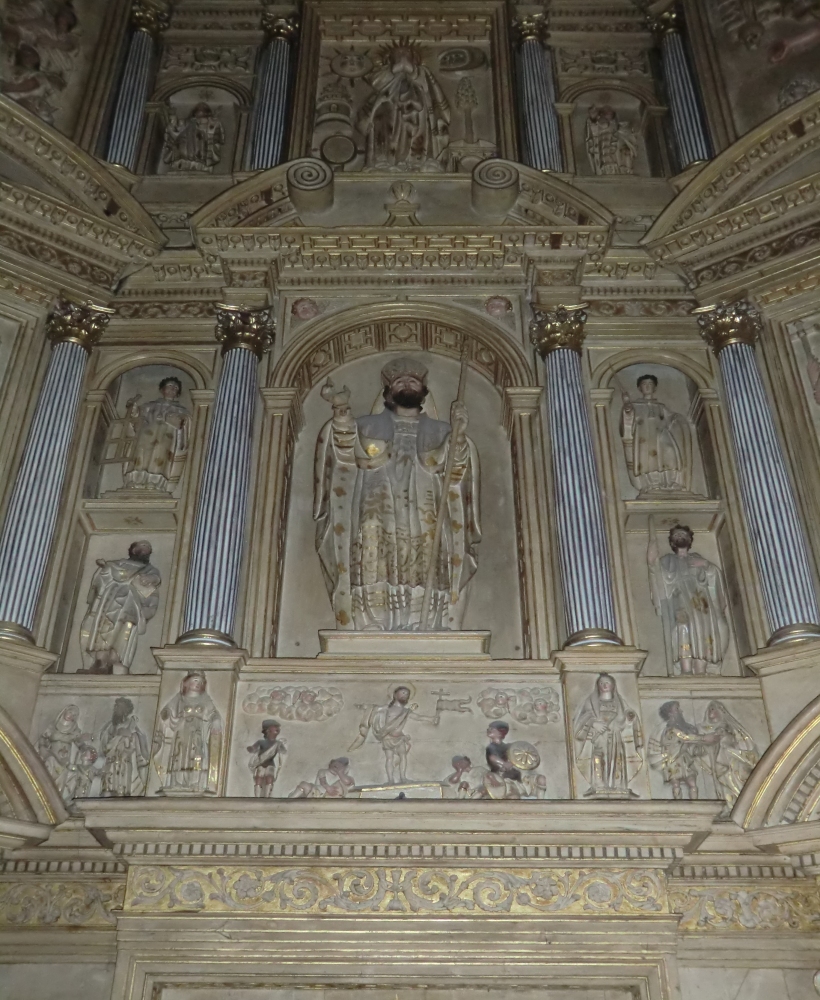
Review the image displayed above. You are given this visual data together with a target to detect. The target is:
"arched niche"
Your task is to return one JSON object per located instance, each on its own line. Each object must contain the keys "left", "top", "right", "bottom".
{"left": 276, "top": 349, "right": 525, "bottom": 658}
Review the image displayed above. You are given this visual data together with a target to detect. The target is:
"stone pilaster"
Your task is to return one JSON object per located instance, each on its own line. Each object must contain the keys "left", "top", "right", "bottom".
{"left": 245, "top": 13, "right": 299, "bottom": 170}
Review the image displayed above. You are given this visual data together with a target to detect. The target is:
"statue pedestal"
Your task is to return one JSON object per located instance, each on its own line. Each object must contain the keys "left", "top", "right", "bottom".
{"left": 317, "top": 630, "right": 491, "bottom": 659}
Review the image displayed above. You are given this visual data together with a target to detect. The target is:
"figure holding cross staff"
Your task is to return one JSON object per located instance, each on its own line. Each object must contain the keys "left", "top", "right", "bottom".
{"left": 314, "top": 350, "right": 481, "bottom": 632}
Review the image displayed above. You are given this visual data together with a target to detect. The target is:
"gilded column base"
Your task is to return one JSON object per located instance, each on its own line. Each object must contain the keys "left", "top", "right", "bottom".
{"left": 0, "top": 620, "right": 34, "bottom": 643}
{"left": 176, "top": 628, "right": 236, "bottom": 647}
{"left": 564, "top": 627, "right": 623, "bottom": 648}
{"left": 767, "top": 622, "right": 820, "bottom": 645}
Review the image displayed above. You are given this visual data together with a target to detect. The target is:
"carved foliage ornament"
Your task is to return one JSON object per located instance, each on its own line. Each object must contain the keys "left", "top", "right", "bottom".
{"left": 215, "top": 303, "right": 275, "bottom": 358}
{"left": 126, "top": 865, "right": 667, "bottom": 915}
{"left": 670, "top": 883, "right": 820, "bottom": 932}
{"left": 529, "top": 304, "right": 588, "bottom": 357}
{"left": 131, "top": 0, "right": 170, "bottom": 37}
{"left": 695, "top": 300, "right": 763, "bottom": 353}
{"left": 46, "top": 297, "right": 114, "bottom": 351}
{"left": 0, "top": 879, "right": 125, "bottom": 926}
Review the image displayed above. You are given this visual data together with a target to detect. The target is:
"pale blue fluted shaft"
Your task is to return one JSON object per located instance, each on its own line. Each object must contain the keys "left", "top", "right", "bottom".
{"left": 0, "top": 341, "right": 88, "bottom": 630}
{"left": 246, "top": 37, "right": 291, "bottom": 170}
{"left": 106, "top": 28, "right": 154, "bottom": 170}
{"left": 544, "top": 349, "right": 619, "bottom": 641}
{"left": 660, "top": 30, "right": 711, "bottom": 167}
{"left": 718, "top": 342, "right": 820, "bottom": 634}
{"left": 181, "top": 347, "right": 259, "bottom": 641}
{"left": 517, "top": 38, "right": 563, "bottom": 172}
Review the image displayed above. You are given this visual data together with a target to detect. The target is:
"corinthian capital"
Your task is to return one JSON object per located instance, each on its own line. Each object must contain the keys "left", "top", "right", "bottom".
{"left": 513, "top": 12, "right": 548, "bottom": 44}
{"left": 696, "top": 300, "right": 763, "bottom": 354}
{"left": 648, "top": 6, "right": 683, "bottom": 37}
{"left": 529, "top": 304, "right": 588, "bottom": 356}
{"left": 131, "top": 0, "right": 170, "bottom": 37}
{"left": 216, "top": 303, "right": 276, "bottom": 358}
{"left": 262, "top": 11, "right": 299, "bottom": 41}
{"left": 46, "top": 298, "right": 114, "bottom": 352}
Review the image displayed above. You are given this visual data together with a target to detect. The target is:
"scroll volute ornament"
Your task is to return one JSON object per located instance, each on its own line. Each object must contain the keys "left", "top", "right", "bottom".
{"left": 130, "top": 0, "right": 170, "bottom": 37}
{"left": 695, "top": 301, "right": 763, "bottom": 354}
{"left": 529, "top": 304, "right": 588, "bottom": 357}
{"left": 46, "top": 298, "right": 114, "bottom": 352}
{"left": 215, "top": 303, "right": 276, "bottom": 358}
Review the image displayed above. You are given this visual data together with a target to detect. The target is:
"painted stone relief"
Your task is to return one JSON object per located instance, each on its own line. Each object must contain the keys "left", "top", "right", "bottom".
{"left": 78, "top": 541, "right": 161, "bottom": 675}
{"left": 247, "top": 719, "right": 286, "bottom": 798}
{"left": 647, "top": 522, "right": 730, "bottom": 676}
{"left": 314, "top": 356, "right": 480, "bottom": 631}
{"left": 585, "top": 105, "right": 638, "bottom": 175}
{"left": 106, "top": 376, "right": 190, "bottom": 494}
{"left": 0, "top": 0, "right": 80, "bottom": 125}
{"left": 289, "top": 757, "right": 356, "bottom": 798}
{"left": 618, "top": 374, "right": 693, "bottom": 495}
{"left": 242, "top": 684, "right": 343, "bottom": 722}
{"left": 312, "top": 39, "right": 495, "bottom": 173}
{"left": 793, "top": 320, "right": 820, "bottom": 403}
{"left": 152, "top": 671, "right": 223, "bottom": 796}
{"left": 573, "top": 674, "right": 643, "bottom": 799}
{"left": 36, "top": 698, "right": 149, "bottom": 802}
{"left": 161, "top": 102, "right": 225, "bottom": 172}
{"left": 478, "top": 686, "right": 560, "bottom": 724}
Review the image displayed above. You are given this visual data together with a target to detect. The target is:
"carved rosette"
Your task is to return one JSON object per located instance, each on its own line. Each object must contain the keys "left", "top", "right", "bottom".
{"left": 130, "top": 0, "right": 170, "bottom": 37}
{"left": 696, "top": 300, "right": 763, "bottom": 354}
{"left": 513, "top": 13, "right": 548, "bottom": 45}
{"left": 262, "top": 11, "right": 299, "bottom": 41}
{"left": 46, "top": 298, "right": 114, "bottom": 353}
{"left": 529, "top": 305, "right": 588, "bottom": 356}
{"left": 216, "top": 304, "right": 276, "bottom": 358}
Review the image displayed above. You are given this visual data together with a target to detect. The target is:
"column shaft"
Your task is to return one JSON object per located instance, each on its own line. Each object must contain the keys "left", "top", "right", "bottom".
{"left": 106, "top": 27, "right": 155, "bottom": 170}
{"left": 246, "top": 37, "right": 291, "bottom": 170}
{"left": 517, "top": 37, "right": 563, "bottom": 172}
{"left": 180, "top": 347, "right": 259, "bottom": 643}
{"left": 719, "top": 342, "right": 820, "bottom": 636}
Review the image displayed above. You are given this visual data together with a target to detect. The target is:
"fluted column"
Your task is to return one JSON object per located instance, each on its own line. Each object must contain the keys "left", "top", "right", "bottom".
{"left": 178, "top": 305, "right": 274, "bottom": 647}
{"left": 650, "top": 7, "right": 711, "bottom": 169}
{"left": 530, "top": 306, "right": 621, "bottom": 647}
{"left": 106, "top": 0, "right": 169, "bottom": 170}
{"left": 698, "top": 301, "right": 820, "bottom": 645}
{"left": 514, "top": 14, "right": 563, "bottom": 173}
{"left": 245, "top": 14, "right": 298, "bottom": 170}
{"left": 0, "top": 300, "right": 113, "bottom": 643}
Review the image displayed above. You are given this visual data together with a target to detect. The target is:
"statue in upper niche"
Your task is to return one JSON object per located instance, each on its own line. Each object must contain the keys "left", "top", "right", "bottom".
{"left": 118, "top": 377, "right": 189, "bottom": 493}
{"left": 314, "top": 356, "right": 480, "bottom": 631}
{"left": 162, "top": 102, "right": 225, "bottom": 172}
{"left": 585, "top": 104, "right": 637, "bottom": 175}
{"left": 358, "top": 41, "right": 450, "bottom": 172}
{"left": 619, "top": 374, "right": 693, "bottom": 494}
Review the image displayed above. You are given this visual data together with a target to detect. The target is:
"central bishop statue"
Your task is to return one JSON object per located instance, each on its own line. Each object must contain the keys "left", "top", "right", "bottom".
{"left": 314, "top": 356, "right": 480, "bottom": 631}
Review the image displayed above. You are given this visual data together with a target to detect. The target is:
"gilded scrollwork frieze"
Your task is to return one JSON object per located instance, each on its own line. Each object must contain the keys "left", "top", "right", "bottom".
{"left": 669, "top": 881, "right": 820, "bottom": 932}
{"left": 0, "top": 878, "right": 125, "bottom": 927}
{"left": 0, "top": 224, "right": 118, "bottom": 288}
{"left": 125, "top": 865, "right": 668, "bottom": 916}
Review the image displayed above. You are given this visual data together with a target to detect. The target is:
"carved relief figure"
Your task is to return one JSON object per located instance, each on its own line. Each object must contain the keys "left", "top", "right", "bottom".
{"left": 479, "top": 721, "right": 546, "bottom": 800}
{"left": 700, "top": 700, "right": 760, "bottom": 808}
{"left": 585, "top": 105, "right": 637, "bottom": 175}
{"left": 349, "top": 685, "right": 439, "bottom": 785}
{"left": 246, "top": 720, "right": 286, "bottom": 798}
{"left": 153, "top": 672, "right": 222, "bottom": 795}
{"left": 289, "top": 757, "right": 355, "bottom": 798}
{"left": 358, "top": 41, "right": 450, "bottom": 172}
{"left": 440, "top": 755, "right": 484, "bottom": 798}
{"left": 98, "top": 698, "right": 150, "bottom": 797}
{"left": 242, "top": 685, "right": 343, "bottom": 722}
{"left": 162, "top": 102, "right": 225, "bottom": 173}
{"left": 573, "top": 673, "right": 643, "bottom": 798}
{"left": 79, "top": 541, "right": 161, "bottom": 674}
{"left": 36, "top": 704, "right": 91, "bottom": 799}
{"left": 477, "top": 686, "right": 560, "bottom": 724}
{"left": 793, "top": 320, "right": 820, "bottom": 403}
{"left": 119, "top": 377, "right": 189, "bottom": 493}
{"left": 314, "top": 357, "right": 480, "bottom": 631}
{"left": 0, "top": 0, "right": 80, "bottom": 125}
{"left": 648, "top": 523, "right": 730, "bottom": 676}
{"left": 61, "top": 744, "right": 101, "bottom": 802}
{"left": 648, "top": 700, "right": 719, "bottom": 799}
{"left": 619, "top": 374, "right": 693, "bottom": 494}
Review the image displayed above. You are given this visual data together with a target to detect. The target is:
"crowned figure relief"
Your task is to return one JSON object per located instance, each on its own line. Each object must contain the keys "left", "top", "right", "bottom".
{"left": 314, "top": 356, "right": 480, "bottom": 632}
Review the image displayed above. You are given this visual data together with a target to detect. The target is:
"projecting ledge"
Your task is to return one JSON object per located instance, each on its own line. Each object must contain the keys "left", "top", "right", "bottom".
{"left": 318, "top": 630, "right": 492, "bottom": 658}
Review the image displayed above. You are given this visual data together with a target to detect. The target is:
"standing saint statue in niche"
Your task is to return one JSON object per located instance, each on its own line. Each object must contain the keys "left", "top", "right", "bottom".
{"left": 314, "top": 357, "right": 480, "bottom": 631}
{"left": 116, "top": 377, "right": 189, "bottom": 493}
{"left": 573, "top": 673, "right": 643, "bottom": 798}
{"left": 79, "top": 541, "right": 161, "bottom": 674}
{"left": 152, "top": 671, "right": 223, "bottom": 795}
{"left": 162, "top": 102, "right": 225, "bottom": 173}
{"left": 648, "top": 523, "right": 730, "bottom": 676}
{"left": 585, "top": 105, "right": 637, "bottom": 175}
{"left": 358, "top": 41, "right": 450, "bottom": 172}
{"left": 619, "top": 374, "right": 693, "bottom": 494}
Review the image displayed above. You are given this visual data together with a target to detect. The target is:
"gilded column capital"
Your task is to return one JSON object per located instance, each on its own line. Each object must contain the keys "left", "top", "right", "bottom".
{"left": 529, "top": 304, "right": 588, "bottom": 357}
{"left": 215, "top": 303, "right": 275, "bottom": 359}
{"left": 130, "top": 0, "right": 170, "bottom": 37}
{"left": 46, "top": 298, "right": 114, "bottom": 352}
{"left": 696, "top": 301, "right": 763, "bottom": 354}
{"left": 262, "top": 11, "right": 299, "bottom": 41}
{"left": 648, "top": 6, "right": 683, "bottom": 37}
{"left": 512, "top": 12, "right": 548, "bottom": 45}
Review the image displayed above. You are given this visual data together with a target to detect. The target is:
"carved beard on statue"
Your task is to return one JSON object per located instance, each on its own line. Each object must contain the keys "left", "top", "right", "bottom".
{"left": 385, "top": 387, "right": 427, "bottom": 411}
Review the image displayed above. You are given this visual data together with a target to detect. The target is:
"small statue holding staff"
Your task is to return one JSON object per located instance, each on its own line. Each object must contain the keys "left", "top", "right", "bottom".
{"left": 314, "top": 354, "right": 481, "bottom": 631}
